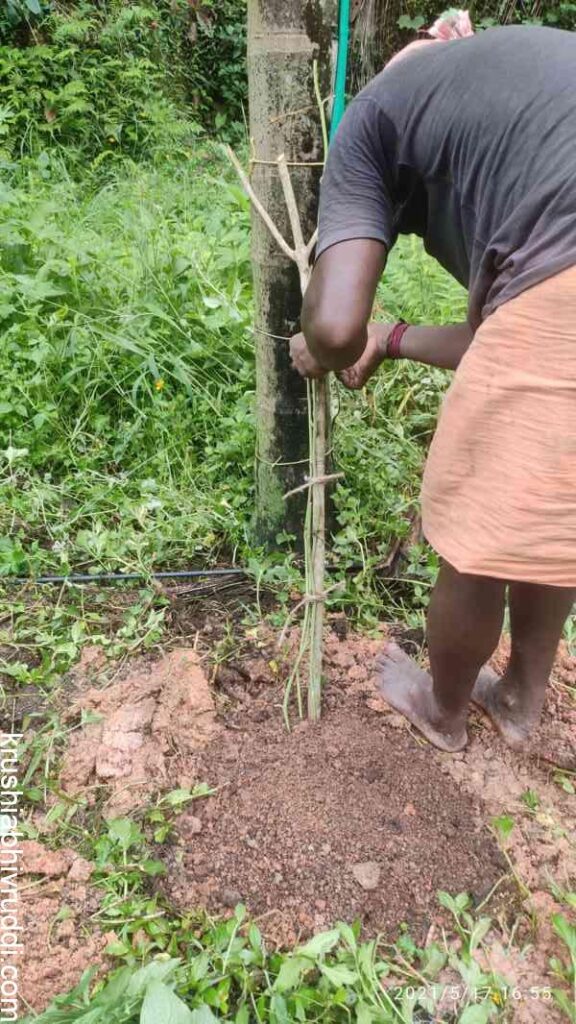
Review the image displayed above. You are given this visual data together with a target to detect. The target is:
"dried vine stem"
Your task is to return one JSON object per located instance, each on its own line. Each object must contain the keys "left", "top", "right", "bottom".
{"left": 224, "top": 144, "right": 329, "bottom": 722}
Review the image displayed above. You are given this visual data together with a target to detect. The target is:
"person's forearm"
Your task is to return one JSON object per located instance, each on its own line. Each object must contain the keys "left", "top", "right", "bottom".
{"left": 304, "top": 317, "right": 368, "bottom": 371}
{"left": 301, "top": 288, "right": 369, "bottom": 371}
{"left": 399, "top": 323, "right": 473, "bottom": 370}
{"left": 301, "top": 239, "right": 388, "bottom": 371}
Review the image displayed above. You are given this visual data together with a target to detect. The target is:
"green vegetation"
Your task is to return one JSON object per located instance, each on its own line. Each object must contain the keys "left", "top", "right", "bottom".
{"left": 2, "top": 5, "right": 575, "bottom": 1024}
{"left": 0, "top": 147, "right": 463, "bottom": 600}
{"left": 0, "top": 1, "right": 247, "bottom": 160}
{"left": 22, "top": 904, "right": 512, "bottom": 1023}
{"left": 20, "top": 790, "right": 517, "bottom": 1024}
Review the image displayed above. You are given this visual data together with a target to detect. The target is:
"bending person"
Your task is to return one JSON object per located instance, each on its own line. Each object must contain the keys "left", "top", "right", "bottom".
{"left": 290, "top": 19, "right": 576, "bottom": 753}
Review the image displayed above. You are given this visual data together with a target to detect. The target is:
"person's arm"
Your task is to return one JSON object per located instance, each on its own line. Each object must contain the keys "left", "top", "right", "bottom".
{"left": 335, "top": 319, "right": 473, "bottom": 389}
{"left": 302, "top": 239, "right": 388, "bottom": 370}
{"left": 400, "top": 322, "right": 473, "bottom": 370}
{"left": 290, "top": 93, "right": 396, "bottom": 379}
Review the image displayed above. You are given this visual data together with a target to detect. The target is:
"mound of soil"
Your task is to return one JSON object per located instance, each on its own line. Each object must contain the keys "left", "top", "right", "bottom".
{"left": 162, "top": 631, "right": 505, "bottom": 945}
{"left": 59, "top": 648, "right": 221, "bottom": 815}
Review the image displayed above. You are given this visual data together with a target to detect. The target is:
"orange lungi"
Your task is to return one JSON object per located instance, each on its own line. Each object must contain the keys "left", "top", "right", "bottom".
{"left": 422, "top": 265, "right": 576, "bottom": 586}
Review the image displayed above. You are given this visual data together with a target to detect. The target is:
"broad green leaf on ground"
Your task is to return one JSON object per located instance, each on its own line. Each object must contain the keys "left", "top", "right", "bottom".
{"left": 125, "top": 960, "right": 182, "bottom": 999}
{"left": 273, "top": 956, "right": 312, "bottom": 992}
{"left": 190, "top": 1007, "right": 219, "bottom": 1024}
{"left": 319, "top": 963, "right": 359, "bottom": 987}
{"left": 297, "top": 929, "right": 340, "bottom": 959}
{"left": 140, "top": 981, "right": 194, "bottom": 1024}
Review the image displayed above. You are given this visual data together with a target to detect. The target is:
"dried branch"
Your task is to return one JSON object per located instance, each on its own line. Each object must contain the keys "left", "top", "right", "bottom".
{"left": 223, "top": 143, "right": 332, "bottom": 723}
{"left": 224, "top": 145, "right": 295, "bottom": 262}
{"left": 283, "top": 472, "right": 344, "bottom": 499}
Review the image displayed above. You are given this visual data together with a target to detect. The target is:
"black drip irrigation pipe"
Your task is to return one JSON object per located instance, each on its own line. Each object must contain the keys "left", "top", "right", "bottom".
{"left": 6, "top": 568, "right": 247, "bottom": 586}
{"left": 4, "top": 561, "right": 384, "bottom": 588}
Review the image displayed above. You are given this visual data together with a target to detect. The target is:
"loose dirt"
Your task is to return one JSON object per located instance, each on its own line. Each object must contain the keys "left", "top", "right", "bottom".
{"left": 17, "top": 842, "right": 110, "bottom": 1015}
{"left": 163, "top": 650, "right": 504, "bottom": 945}
{"left": 18, "top": 623, "right": 576, "bottom": 1018}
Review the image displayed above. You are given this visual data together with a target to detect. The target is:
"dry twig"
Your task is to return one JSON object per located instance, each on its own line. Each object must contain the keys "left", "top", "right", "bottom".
{"left": 224, "top": 143, "right": 329, "bottom": 721}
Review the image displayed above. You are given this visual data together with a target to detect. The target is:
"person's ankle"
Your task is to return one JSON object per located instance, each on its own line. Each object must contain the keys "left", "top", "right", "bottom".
{"left": 431, "top": 695, "right": 466, "bottom": 735}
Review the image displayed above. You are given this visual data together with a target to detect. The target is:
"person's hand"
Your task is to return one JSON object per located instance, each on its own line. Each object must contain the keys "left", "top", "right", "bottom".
{"left": 337, "top": 322, "right": 393, "bottom": 390}
{"left": 289, "top": 332, "right": 328, "bottom": 380}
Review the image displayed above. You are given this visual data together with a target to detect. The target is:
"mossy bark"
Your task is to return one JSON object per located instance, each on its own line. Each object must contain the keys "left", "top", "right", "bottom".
{"left": 248, "top": 0, "right": 337, "bottom": 548}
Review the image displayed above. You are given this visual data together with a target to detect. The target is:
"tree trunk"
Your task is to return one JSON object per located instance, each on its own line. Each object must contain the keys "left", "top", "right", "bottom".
{"left": 248, "top": 0, "right": 337, "bottom": 547}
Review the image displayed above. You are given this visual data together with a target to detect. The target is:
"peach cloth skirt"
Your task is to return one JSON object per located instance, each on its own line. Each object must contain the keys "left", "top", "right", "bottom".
{"left": 421, "top": 264, "right": 576, "bottom": 586}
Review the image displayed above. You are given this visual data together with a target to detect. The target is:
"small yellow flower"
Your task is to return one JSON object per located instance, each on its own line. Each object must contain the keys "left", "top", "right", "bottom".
{"left": 154, "top": 378, "right": 165, "bottom": 392}
{"left": 107, "top": 136, "right": 117, "bottom": 145}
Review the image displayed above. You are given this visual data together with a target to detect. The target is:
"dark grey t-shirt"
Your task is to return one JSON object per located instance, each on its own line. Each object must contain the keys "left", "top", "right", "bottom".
{"left": 317, "top": 25, "right": 576, "bottom": 328}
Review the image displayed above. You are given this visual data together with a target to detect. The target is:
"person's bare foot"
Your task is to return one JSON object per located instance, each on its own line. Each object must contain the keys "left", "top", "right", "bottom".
{"left": 470, "top": 668, "right": 538, "bottom": 750}
{"left": 375, "top": 644, "right": 468, "bottom": 753}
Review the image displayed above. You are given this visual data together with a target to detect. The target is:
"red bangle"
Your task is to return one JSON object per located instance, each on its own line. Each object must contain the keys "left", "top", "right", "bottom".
{"left": 386, "top": 321, "right": 410, "bottom": 359}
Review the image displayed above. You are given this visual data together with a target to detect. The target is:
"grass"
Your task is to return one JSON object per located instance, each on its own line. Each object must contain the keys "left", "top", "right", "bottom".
{"left": 0, "top": 144, "right": 469, "bottom": 695}
{"left": 0, "top": 149, "right": 255, "bottom": 579}
{"left": 0, "top": 147, "right": 466, "bottom": 592}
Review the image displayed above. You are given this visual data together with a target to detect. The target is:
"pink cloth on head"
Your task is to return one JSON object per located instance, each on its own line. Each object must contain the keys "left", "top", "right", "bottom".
{"left": 428, "top": 10, "right": 474, "bottom": 40}
{"left": 387, "top": 9, "right": 474, "bottom": 68}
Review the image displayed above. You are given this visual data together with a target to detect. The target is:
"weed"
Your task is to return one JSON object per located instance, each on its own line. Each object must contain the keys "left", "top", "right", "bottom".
{"left": 490, "top": 816, "right": 515, "bottom": 844}
{"left": 550, "top": 905, "right": 576, "bottom": 1022}
{"left": 520, "top": 789, "right": 540, "bottom": 813}
{"left": 554, "top": 771, "right": 576, "bottom": 796}
{"left": 146, "top": 783, "right": 216, "bottom": 844}
{"left": 23, "top": 896, "right": 511, "bottom": 1023}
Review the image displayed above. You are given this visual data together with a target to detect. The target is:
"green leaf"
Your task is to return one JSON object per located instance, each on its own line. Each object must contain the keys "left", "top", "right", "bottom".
{"left": 298, "top": 929, "right": 340, "bottom": 959}
{"left": 552, "top": 989, "right": 576, "bottom": 1024}
{"left": 552, "top": 913, "right": 576, "bottom": 959}
{"left": 438, "top": 891, "right": 458, "bottom": 914}
{"left": 492, "top": 815, "right": 515, "bottom": 841}
{"left": 164, "top": 788, "right": 194, "bottom": 807}
{"left": 140, "top": 981, "right": 194, "bottom": 1024}
{"left": 421, "top": 943, "right": 447, "bottom": 978}
{"left": 270, "top": 993, "right": 289, "bottom": 1024}
{"left": 398, "top": 14, "right": 426, "bottom": 29}
{"left": 356, "top": 1001, "right": 376, "bottom": 1024}
{"left": 399, "top": 988, "right": 415, "bottom": 1023}
{"left": 469, "top": 917, "right": 492, "bottom": 952}
{"left": 319, "top": 963, "right": 359, "bottom": 987}
{"left": 337, "top": 922, "right": 357, "bottom": 950}
{"left": 105, "top": 940, "right": 131, "bottom": 957}
{"left": 107, "top": 817, "right": 141, "bottom": 851}
{"left": 126, "top": 960, "right": 181, "bottom": 999}
{"left": 25, "top": 0, "right": 43, "bottom": 13}
{"left": 141, "top": 859, "right": 167, "bottom": 876}
{"left": 248, "top": 923, "right": 262, "bottom": 952}
{"left": 91, "top": 966, "right": 133, "bottom": 1008}
{"left": 273, "top": 956, "right": 310, "bottom": 992}
{"left": 458, "top": 1004, "right": 493, "bottom": 1024}
{"left": 190, "top": 1007, "right": 219, "bottom": 1024}
{"left": 80, "top": 709, "right": 104, "bottom": 726}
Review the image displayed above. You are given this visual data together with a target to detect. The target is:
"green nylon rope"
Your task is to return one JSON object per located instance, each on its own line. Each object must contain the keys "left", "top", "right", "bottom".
{"left": 329, "top": 0, "right": 350, "bottom": 143}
